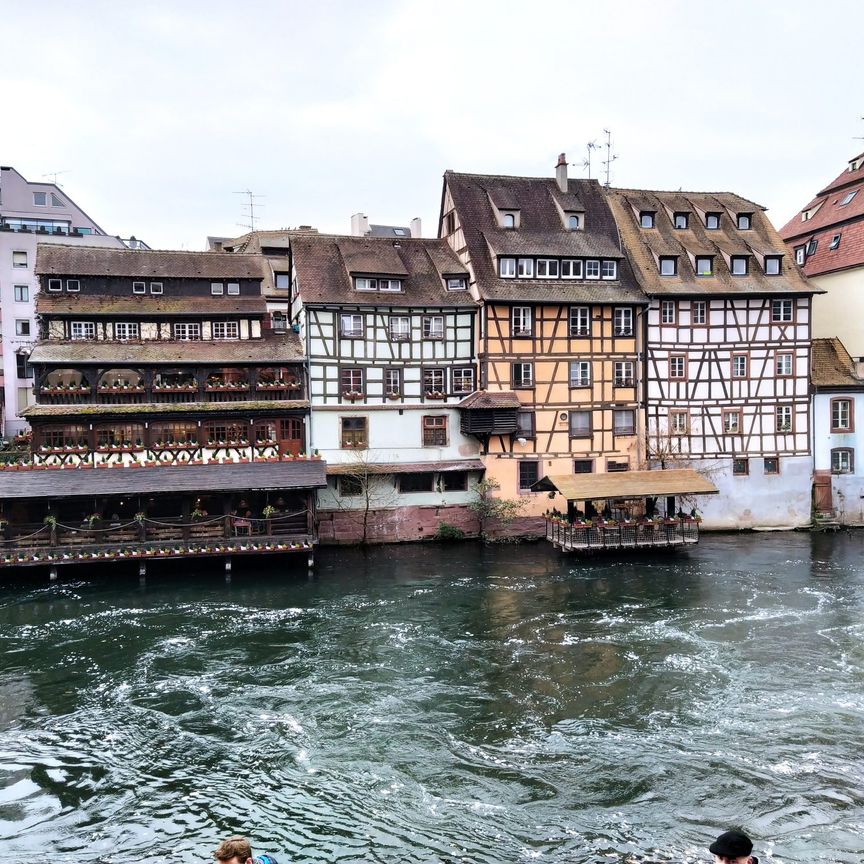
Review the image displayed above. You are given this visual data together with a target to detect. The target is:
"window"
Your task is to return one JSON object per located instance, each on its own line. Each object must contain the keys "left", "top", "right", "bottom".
{"left": 669, "top": 354, "right": 686, "bottom": 379}
{"left": 422, "top": 416, "right": 448, "bottom": 447}
{"left": 670, "top": 410, "right": 689, "bottom": 434}
{"left": 659, "top": 256, "right": 677, "bottom": 276}
{"left": 48, "top": 278, "right": 62, "bottom": 292}
{"left": 446, "top": 277, "right": 467, "bottom": 291}
{"left": 452, "top": 367, "right": 475, "bottom": 393}
{"left": 400, "top": 472, "right": 434, "bottom": 493}
{"left": 692, "top": 300, "right": 706, "bottom": 324}
{"left": 341, "top": 416, "right": 367, "bottom": 448}
{"left": 517, "top": 258, "right": 534, "bottom": 278}
{"left": 132, "top": 281, "right": 146, "bottom": 294}
{"left": 33, "top": 191, "right": 48, "bottom": 206}
{"left": 561, "top": 259, "right": 583, "bottom": 279}
{"left": 831, "top": 398, "right": 853, "bottom": 432}
{"left": 776, "top": 405, "right": 792, "bottom": 433}
{"left": 499, "top": 257, "right": 516, "bottom": 278}
{"left": 512, "top": 362, "right": 533, "bottom": 388}
{"left": 515, "top": 410, "right": 535, "bottom": 439}
{"left": 213, "top": 321, "right": 240, "bottom": 340}
{"left": 733, "top": 458, "right": 749, "bottom": 476}
{"left": 384, "top": 367, "right": 402, "bottom": 397}
{"left": 442, "top": 472, "right": 468, "bottom": 492}
{"left": 15, "top": 354, "right": 33, "bottom": 379}
{"left": 379, "top": 279, "right": 402, "bottom": 292}
{"left": 173, "top": 322, "right": 201, "bottom": 341}
{"left": 585, "top": 260, "right": 600, "bottom": 279}
{"left": 275, "top": 273, "right": 290, "bottom": 291}
{"left": 806, "top": 238, "right": 817, "bottom": 256}
{"left": 443, "top": 212, "right": 456, "bottom": 235}
{"left": 569, "top": 360, "right": 591, "bottom": 388}
{"left": 732, "top": 354, "right": 748, "bottom": 377}
{"left": 15, "top": 319, "right": 31, "bottom": 336}
{"left": 601, "top": 261, "right": 617, "bottom": 280}
{"left": 12, "top": 251, "right": 27, "bottom": 268}
{"left": 339, "top": 476, "right": 362, "bottom": 497}
{"left": 389, "top": 316, "right": 410, "bottom": 341}
{"left": 673, "top": 212, "right": 689, "bottom": 229}
{"left": 771, "top": 300, "right": 793, "bottom": 322}
{"left": 775, "top": 352, "right": 793, "bottom": 377}
{"left": 573, "top": 459, "right": 593, "bottom": 474}
{"left": 661, "top": 300, "right": 676, "bottom": 324}
{"left": 723, "top": 409, "right": 741, "bottom": 434}
{"left": 211, "top": 282, "right": 224, "bottom": 295}
{"left": 502, "top": 212, "right": 516, "bottom": 229}
{"left": 340, "top": 313, "right": 364, "bottom": 338}
{"left": 614, "top": 361, "right": 634, "bottom": 387}
{"left": 353, "top": 277, "right": 402, "bottom": 292}
{"left": 840, "top": 190, "right": 858, "bottom": 206}
{"left": 66, "top": 279, "right": 80, "bottom": 292}
{"left": 354, "top": 277, "right": 376, "bottom": 291}
{"left": 569, "top": 306, "right": 590, "bottom": 336}
{"left": 831, "top": 448, "right": 854, "bottom": 474}
{"left": 71, "top": 321, "right": 95, "bottom": 340}
{"left": 705, "top": 212, "right": 720, "bottom": 230}
{"left": 695, "top": 256, "right": 713, "bottom": 276}
{"left": 115, "top": 322, "right": 140, "bottom": 340}
{"left": 614, "top": 307, "right": 633, "bottom": 336}
{"left": 764, "top": 256, "right": 782, "bottom": 275}
{"left": 731, "top": 256, "right": 749, "bottom": 276}
{"left": 51, "top": 193, "right": 63, "bottom": 207}
{"left": 518, "top": 461, "right": 539, "bottom": 490}
{"left": 795, "top": 247, "right": 805, "bottom": 265}
{"left": 737, "top": 213, "right": 752, "bottom": 230}
{"left": 14, "top": 285, "right": 29, "bottom": 302}
{"left": 569, "top": 410, "right": 591, "bottom": 438}
{"left": 150, "top": 282, "right": 163, "bottom": 295}
{"left": 227, "top": 282, "right": 240, "bottom": 295}
{"left": 613, "top": 409, "right": 636, "bottom": 436}
{"left": 271, "top": 312, "right": 287, "bottom": 333}
{"left": 829, "top": 234, "right": 841, "bottom": 251}
{"left": 568, "top": 214, "right": 581, "bottom": 230}
{"left": 536, "top": 259, "right": 559, "bottom": 278}
{"left": 423, "top": 368, "right": 446, "bottom": 394}
{"left": 607, "top": 459, "right": 630, "bottom": 473}
{"left": 512, "top": 306, "right": 532, "bottom": 336}
{"left": 640, "top": 211, "right": 655, "bottom": 228}
{"left": 764, "top": 457, "right": 780, "bottom": 475}
{"left": 341, "top": 368, "right": 364, "bottom": 396}
{"left": 422, "top": 315, "right": 444, "bottom": 339}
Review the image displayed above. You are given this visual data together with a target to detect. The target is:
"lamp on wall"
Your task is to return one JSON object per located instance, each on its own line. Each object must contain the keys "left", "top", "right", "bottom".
{"left": 516, "top": 437, "right": 527, "bottom": 447}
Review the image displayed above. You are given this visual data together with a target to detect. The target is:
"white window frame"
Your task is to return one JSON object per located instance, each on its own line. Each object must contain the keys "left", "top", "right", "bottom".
{"left": 211, "top": 282, "right": 224, "bottom": 295}
{"left": 732, "top": 354, "right": 748, "bottom": 378}
{"left": 114, "top": 322, "right": 140, "bottom": 340}
{"left": 212, "top": 320, "right": 240, "bottom": 340}
{"left": 422, "top": 315, "right": 444, "bottom": 340}
{"left": 33, "top": 191, "right": 47, "bottom": 206}
{"left": 569, "top": 306, "right": 590, "bottom": 336}
{"left": 670, "top": 411, "right": 689, "bottom": 434}
{"left": 536, "top": 259, "right": 559, "bottom": 278}
{"left": 569, "top": 360, "right": 591, "bottom": 388}
{"left": 340, "top": 313, "right": 364, "bottom": 338}
{"left": 14, "top": 284, "right": 29, "bottom": 303}
{"left": 150, "top": 282, "right": 163, "bottom": 295}
{"left": 446, "top": 277, "right": 467, "bottom": 291}
{"left": 723, "top": 410, "right": 741, "bottom": 434}
{"left": 731, "top": 256, "right": 748, "bottom": 276}
{"left": 670, "top": 355, "right": 686, "bottom": 379}
{"left": 771, "top": 299, "right": 793, "bottom": 322}
{"left": 379, "top": 279, "right": 402, "bottom": 292}
{"left": 227, "top": 282, "right": 240, "bottom": 295}
{"left": 561, "top": 259, "right": 583, "bottom": 279}
{"left": 737, "top": 213, "right": 752, "bottom": 230}
{"left": 692, "top": 301, "right": 707, "bottom": 324}
{"left": 173, "top": 322, "right": 201, "bottom": 341}
{"left": 70, "top": 321, "right": 96, "bottom": 340}
{"left": 795, "top": 247, "right": 805, "bottom": 265}
{"left": 661, "top": 300, "right": 676, "bottom": 324}
{"left": 601, "top": 260, "right": 617, "bottom": 280}
{"left": 423, "top": 368, "right": 446, "bottom": 394}
{"left": 499, "top": 258, "right": 516, "bottom": 278}
{"left": 614, "top": 361, "right": 634, "bottom": 387}
{"left": 640, "top": 211, "right": 655, "bottom": 228}
{"left": 66, "top": 279, "right": 80, "bottom": 292}
{"left": 569, "top": 410, "right": 591, "bottom": 438}
{"left": 831, "top": 449, "right": 853, "bottom": 474}
{"left": 132, "top": 281, "right": 146, "bottom": 295}
{"left": 705, "top": 213, "right": 720, "bottom": 230}
{"left": 15, "top": 319, "right": 31, "bottom": 336}
{"left": 613, "top": 409, "right": 636, "bottom": 436}
{"left": 775, "top": 353, "right": 793, "bottom": 377}
{"left": 389, "top": 316, "right": 410, "bottom": 341}
{"left": 517, "top": 258, "right": 534, "bottom": 278}
{"left": 764, "top": 256, "right": 781, "bottom": 275}
{"left": 354, "top": 277, "right": 377, "bottom": 291}
{"left": 512, "top": 306, "right": 532, "bottom": 336}
{"left": 12, "top": 251, "right": 27, "bottom": 268}
{"left": 585, "top": 260, "right": 601, "bottom": 279}
{"left": 659, "top": 257, "right": 677, "bottom": 276}
{"left": 832, "top": 399, "right": 851, "bottom": 431}
{"left": 776, "top": 405, "right": 793, "bottom": 433}
{"left": 452, "top": 367, "right": 475, "bottom": 393}
{"left": 48, "top": 278, "right": 63, "bottom": 292}
{"left": 512, "top": 362, "right": 533, "bottom": 388}
{"left": 614, "top": 307, "right": 633, "bottom": 336}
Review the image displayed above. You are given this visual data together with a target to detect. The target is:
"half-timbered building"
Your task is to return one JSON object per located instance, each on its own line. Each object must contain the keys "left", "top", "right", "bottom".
{"left": 288, "top": 233, "right": 484, "bottom": 542}
{"left": 606, "top": 189, "right": 821, "bottom": 528}
{"left": 440, "top": 158, "right": 646, "bottom": 523}
{"left": 0, "top": 245, "right": 325, "bottom": 573}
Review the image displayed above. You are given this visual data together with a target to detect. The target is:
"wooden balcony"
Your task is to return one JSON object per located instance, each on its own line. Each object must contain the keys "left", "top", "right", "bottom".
{"left": 545, "top": 518, "right": 700, "bottom": 553}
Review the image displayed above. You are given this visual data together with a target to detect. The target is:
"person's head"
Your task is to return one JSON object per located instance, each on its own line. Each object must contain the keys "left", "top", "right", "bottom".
{"left": 709, "top": 830, "right": 754, "bottom": 864}
{"left": 213, "top": 835, "right": 253, "bottom": 864}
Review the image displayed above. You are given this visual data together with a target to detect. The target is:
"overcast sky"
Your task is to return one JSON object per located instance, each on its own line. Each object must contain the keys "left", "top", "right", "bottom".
{"left": 4, "top": 0, "right": 861, "bottom": 249}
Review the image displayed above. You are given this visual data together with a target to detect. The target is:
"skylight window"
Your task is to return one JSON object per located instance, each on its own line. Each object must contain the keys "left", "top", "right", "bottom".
{"left": 829, "top": 234, "right": 841, "bottom": 250}
{"left": 840, "top": 190, "right": 858, "bottom": 206}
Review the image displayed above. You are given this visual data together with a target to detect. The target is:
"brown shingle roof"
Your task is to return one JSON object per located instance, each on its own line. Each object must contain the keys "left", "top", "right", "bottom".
{"left": 28, "top": 334, "right": 304, "bottom": 365}
{"left": 326, "top": 459, "right": 484, "bottom": 475}
{"left": 444, "top": 171, "right": 645, "bottom": 305}
{"left": 533, "top": 468, "right": 718, "bottom": 500}
{"left": 607, "top": 188, "right": 819, "bottom": 297}
{"left": 36, "top": 295, "right": 266, "bottom": 317}
{"left": 810, "top": 338, "right": 864, "bottom": 389}
{"left": 457, "top": 390, "right": 522, "bottom": 409}
{"left": 35, "top": 245, "right": 267, "bottom": 279}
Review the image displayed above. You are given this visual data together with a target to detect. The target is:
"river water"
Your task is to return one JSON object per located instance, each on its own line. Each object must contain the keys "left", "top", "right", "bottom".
{"left": 0, "top": 533, "right": 862, "bottom": 863}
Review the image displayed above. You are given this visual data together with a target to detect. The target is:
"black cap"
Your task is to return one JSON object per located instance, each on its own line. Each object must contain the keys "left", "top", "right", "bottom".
{"left": 709, "top": 831, "right": 753, "bottom": 858}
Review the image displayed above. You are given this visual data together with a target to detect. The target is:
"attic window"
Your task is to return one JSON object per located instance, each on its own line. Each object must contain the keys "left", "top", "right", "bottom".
{"left": 705, "top": 212, "right": 721, "bottom": 230}
{"left": 33, "top": 191, "right": 47, "bottom": 206}
{"left": 730, "top": 255, "right": 749, "bottom": 276}
{"left": 805, "top": 238, "right": 818, "bottom": 256}
{"left": 829, "top": 234, "right": 841, "bottom": 250}
{"left": 840, "top": 190, "right": 858, "bottom": 206}
{"left": 51, "top": 193, "right": 64, "bottom": 207}
{"left": 48, "top": 278, "right": 62, "bottom": 292}
{"left": 354, "top": 277, "right": 402, "bottom": 292}
{"left": 501, "top": 212, "right": 518, "bottom": 229}
{"left": 764, "top": 256, "right": 782, "bottom": 275}
{"left": 737, "top": 213, "right": 752, "bottom": 230}
{"left": 567, "top": 213, "right": 581, "bottom": 230}
{"left": 640, "top": 211, "right": 655, "bottom": 228}
{"left": 446, "top": 277, "right": 467, "bottom": 291}
{"left": 393, "top": 228, "right": 407, "bottom": 236}
{"left": 659, "top": 256, "right": 677, "bottom": 276}
{"left": 673, "top": 212, "right": 689, "bottom": 229}
{"left": 132, "top": 281, "right": 146, "bottom": 294}
{"left": 795, "top": 247, "right": 805, "bottom": 265}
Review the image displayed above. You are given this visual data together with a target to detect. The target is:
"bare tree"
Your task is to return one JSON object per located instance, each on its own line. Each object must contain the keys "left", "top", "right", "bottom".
{"left": 467, "top": 477, "right": 526, "bottom": 541}
{"left": 331, "top": 449, "right": 400, "bottom": 544}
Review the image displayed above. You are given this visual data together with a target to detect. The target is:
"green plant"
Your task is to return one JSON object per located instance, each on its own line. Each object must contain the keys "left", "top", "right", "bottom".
{"left": 262, "top": 505, "right": 276, "bottom": 519}
{"left": 43, "top": 515, "right": 57, "bottom": 527}
{"left": 467, "top": 478, "right": 526, "bottom": 540}
{"left": 435, "top": 522, "right": 465, "bottom": 541}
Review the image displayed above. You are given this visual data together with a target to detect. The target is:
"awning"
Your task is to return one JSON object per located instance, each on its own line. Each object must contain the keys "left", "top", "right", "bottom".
{"left": 533, "top": 468, "right": 718, "bottom": 500}
{"left": 326, "top": 459, "right": 485, "bottom": 476}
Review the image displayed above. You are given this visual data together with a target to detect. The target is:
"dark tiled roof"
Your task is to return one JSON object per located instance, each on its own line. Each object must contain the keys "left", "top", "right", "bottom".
{"left": 444, "top": 171, "right": 644, "bottom": 304}
{"left": 811, "top": 338, "right": 864, "bottom": 389}
{"left": 457, "top": 390, "right": 522, "bottom": 409}
{"left": 327, "top": 459, "right": 484, "bottom": 475}
{"left": 817, "top": 152, "right": 864, "bottom": 196}
{"left": 37, "top": 295, "right": 266, "bottom": 317}
{"left": 21, "top": 400, "right": 308, "bottom": 418}
{"left": 35, "top": 245, "right": 267, "bottom": 279}
{"left": 28, "top": 334, "right": 304, "bottom": 365}
{"left": 0, "top": 460, "right": 326, "bottom": 500}
{"left": 607, "top": 188, "right": 819, "bottom": 296}
{"left": 291, "top": 234, "right": 475, "bottom": 308}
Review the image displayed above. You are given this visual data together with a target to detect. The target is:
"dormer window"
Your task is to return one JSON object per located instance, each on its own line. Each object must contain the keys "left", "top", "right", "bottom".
{"left": 764, "top": 256, "right": 782, "bottom": 275}
{"left": 829, "top": 234, "right": 841, "bottom": 250}
{"left": 227, "top": 282, "right": 240, "bottom": 295}
{"left": 353, "top": 277, "right": 402, "bottom": 292}
{"left": 501, "top": 211, "right": 518, "bottom": 229}
{"left": 150, "top": 282, "right": 163, "bottom": 295}
{"left": 66, "top": 279, "right": 80, "bottom": 292}
{"left": 730, "top": 255, "right": 749, "bottom": 276}
{"left": 567, "top": 213, "right": 581, "bottom": 230}
{"left": 795, "top": 247, "right": 805, "bottom": 265}
{"left": 673, "top": 212, "right": 689, "bottom": 229}
{"left": 659, "top": 256, "right": 677, "bottom": 276}
{"left": 48, "top": 278, "right": 63, "bottom": 292}
{"left": 601, "top": 261, "right": 617, "bottom": 280}
{"left": 695, "top": 256, "right": 713, "bottom": 276}
{"left": 840, "top": 190, "right": 858, "bottom": 206}
{"left": 446, "top": 277, "right": 467, "bottom": 291}
{"left": 499, "top": 257, "right": 516, "bottom": 278}
{"left": 640, "top": 211, "right": 655, "bottom": 228}
{"left": 517, "top": 258, "right": 534, "bottom": 278}
{"left": 536, "top": 259, "right": 559, "bottom": 278}
{"left": 705, "top": 212, "right": 721, "bottom": 230}
{"left": 561, "top": 259, "right": 582, "bottom": 279}
{"left": 585, "top": 260, "right": 600, "bottom": 279}
{"left": 211, "top": 282, "right": 224, "bottom": 295}
{"left": 737, "top": 213, "right": 752, "bottom": 230}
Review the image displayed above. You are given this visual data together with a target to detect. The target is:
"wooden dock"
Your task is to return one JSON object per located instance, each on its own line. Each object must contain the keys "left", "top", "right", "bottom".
{"left": 545, "top": 518, "right": 700, "bottom": 552}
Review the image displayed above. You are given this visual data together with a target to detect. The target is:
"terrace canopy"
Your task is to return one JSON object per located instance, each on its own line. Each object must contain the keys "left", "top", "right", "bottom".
{"left": 532, "top": 468, "right": 718, "bottom": 501}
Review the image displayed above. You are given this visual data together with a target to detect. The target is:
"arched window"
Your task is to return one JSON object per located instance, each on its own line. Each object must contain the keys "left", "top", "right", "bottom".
{"left": 568, "top": 214, "right": 580, "bottom": 230}
{"left": 502, "top": 213, "right": 515, "bottom": 229}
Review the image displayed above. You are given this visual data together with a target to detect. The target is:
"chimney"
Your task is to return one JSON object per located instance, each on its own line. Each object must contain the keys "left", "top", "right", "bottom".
{"left": 855, "top": 358, "right": 864, "bottom": 380}
{"left": 350, "top": 213, "right": 370, "bottom": 236}
{"left": 556, "top": 153, "right": 568, "bottom": 193}
{"left": 410, "top": 217, "right": 422, "bottom": 238}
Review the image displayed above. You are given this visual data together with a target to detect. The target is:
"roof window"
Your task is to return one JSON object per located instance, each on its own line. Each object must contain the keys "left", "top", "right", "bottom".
{"left": 736, "top": 213, "right": 752, "bottom": 230}
{"left": 705, "top": 212, "right": 721, "bottom": 230}
{"left": 640, "top": 211, "right": 656, "bottom": 228}
{"left": 840, "top": 190, "right": 858, "bottom": 206}
{"left": 501, "top": 211, "right": 519, "bottom": 229}
{"left": 805, "top": 238, "right": 818, "bottom": 256}
{"left": 673, "top": 212, "right": 689, "bottom": 229}
{"left": 829, "top": 234, "right": 841, "bottom": 250}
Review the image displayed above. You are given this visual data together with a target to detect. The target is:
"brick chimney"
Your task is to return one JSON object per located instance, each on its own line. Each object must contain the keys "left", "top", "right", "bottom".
{"left": 555, "top": 153, "right": 568, "bottom": 193}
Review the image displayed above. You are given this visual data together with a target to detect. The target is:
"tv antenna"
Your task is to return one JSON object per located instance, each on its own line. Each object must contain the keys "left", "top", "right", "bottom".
{"left": 234, "top": 189, "right": 265, "bottom": 231}
{"left": 854, "top": 116, "right": 864, "bottom": 143}
{"left": 601, "top": 128, "right": 619, "bottom": 188}
{"left": 43, "top": 170, "right": 69, "bottom": 187}
{"left": 582, "top": 140, "right": 598, "bottom": 179}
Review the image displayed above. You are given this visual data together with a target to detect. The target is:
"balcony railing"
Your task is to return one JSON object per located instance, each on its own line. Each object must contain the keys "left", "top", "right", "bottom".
{"left": 545, "top": 517, "right": 700, "bottom": 552}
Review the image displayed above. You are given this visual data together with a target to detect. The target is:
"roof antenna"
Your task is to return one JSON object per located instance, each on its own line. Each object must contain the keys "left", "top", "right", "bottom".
{"left": 234, "top": 189, "right": 265, "bottom": 231}
{"left": 854, "top": 116, "right": 864, "bottom": 143}
{"left": 43, "top": 170, "right": 69, "bottom": 187}
{"left": 602, "top": 128, "right": 619, "bottom": 188}
{"left": 582, "top": 140, "right": 598, "bottom": 179}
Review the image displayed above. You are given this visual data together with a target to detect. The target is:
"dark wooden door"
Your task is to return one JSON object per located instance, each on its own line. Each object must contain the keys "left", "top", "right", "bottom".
{"left": 279, "top": 418, "right": 304, "bottom": 456}
{"left": 813, "top": 470, "right": 833, "bottom": 513}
